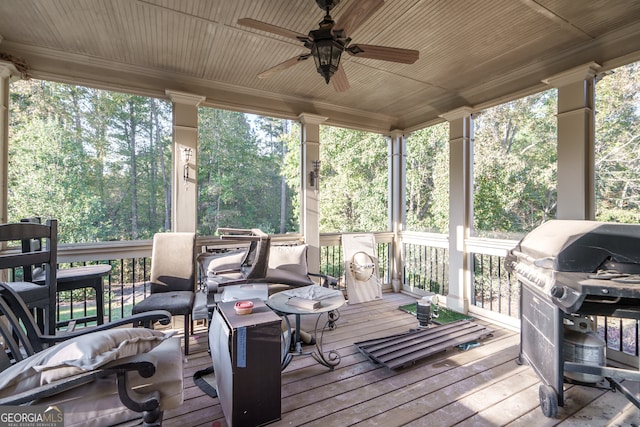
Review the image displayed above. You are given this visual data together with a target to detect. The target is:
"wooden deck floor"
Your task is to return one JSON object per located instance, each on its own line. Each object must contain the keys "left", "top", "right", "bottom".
{"left": 163, "top": 292, "right": 640, "bottom": 427}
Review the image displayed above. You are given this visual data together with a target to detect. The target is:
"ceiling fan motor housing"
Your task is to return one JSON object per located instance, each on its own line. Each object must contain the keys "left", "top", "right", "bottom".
{"left": 315, "top": 0, "right": 340, "bottom": 11}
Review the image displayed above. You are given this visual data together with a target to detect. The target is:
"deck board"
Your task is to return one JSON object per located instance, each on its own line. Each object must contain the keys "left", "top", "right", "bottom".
{"left": 161, "top": 292, "right": 640, "bottom": 427}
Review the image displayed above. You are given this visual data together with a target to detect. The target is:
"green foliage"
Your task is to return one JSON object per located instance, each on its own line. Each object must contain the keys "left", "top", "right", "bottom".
{"left": 197, "top": 110, "right": 298, "bottom": 234}
{"left": 318, "top": 127, "right": 387, "bottom": 232}
{"left": 406, "top": 123, "right": 450, "bottom": 233}
{"left": 473, "top": 90, "right": 558, "bottom": 236}
{"left": 9, "top": 80, "right": 172, "bottom": 243}
{"left": 8, "top": 61, "right": 640, "bottom": 243}
{"left": 595, "top": 62, "right": 640, "bottom": 218}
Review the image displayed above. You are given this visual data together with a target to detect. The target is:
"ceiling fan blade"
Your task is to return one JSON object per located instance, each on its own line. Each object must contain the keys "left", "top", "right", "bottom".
{"left": 347, "top": 44, "right": 419, "bottom": 64}
{"left": 334, "top": 0, "right": 384, "bottom": 35}
{"left": 258, "top": 54, "right": 311, "bottom": 79}
{"left": 238, "top": 18, "right": 307, "bottom": 41}
{"left": 332, "top": 64, "right": 350, "bottom": 92}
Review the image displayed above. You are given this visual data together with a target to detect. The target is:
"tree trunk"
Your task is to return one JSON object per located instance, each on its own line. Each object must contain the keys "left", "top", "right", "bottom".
{"left": 129, "top": 100, "right": 139, "bottom": 239}
{"left": 280, "top": 140, "right": 287, "bottom": 234}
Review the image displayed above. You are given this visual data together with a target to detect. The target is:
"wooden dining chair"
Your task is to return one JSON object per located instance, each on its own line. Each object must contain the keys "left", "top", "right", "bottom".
{"left": 0, "top": 219, "right": 57, "bottom": 335}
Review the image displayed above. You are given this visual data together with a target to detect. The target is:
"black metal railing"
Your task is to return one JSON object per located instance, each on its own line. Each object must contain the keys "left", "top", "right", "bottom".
{"left": 403, "top": 242, "right": 448, "bottom": 295}
{"left": 320, "top": 243, "right": 344, "bottom": 279}
{"left": 319, "top": 238, "right": 391, "bottom": 286}
{"left": 471, "top": 253, "right": 520, "bottom": 318}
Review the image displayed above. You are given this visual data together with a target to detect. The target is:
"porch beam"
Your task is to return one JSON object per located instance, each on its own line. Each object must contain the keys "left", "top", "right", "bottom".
{"left": 299, "top": 113, "right": 327, "bottom": 273}
{"left": 441, "top": 106, "right": 475, "bottom": 313}
{"left": 543, "top": 62, "right": 600, "bottom": 220}
{"left": 166, "top": 90, "right": 205, "bottom": 232}
{"left": 387, "top": 129, "right": 406, "bottom": 292}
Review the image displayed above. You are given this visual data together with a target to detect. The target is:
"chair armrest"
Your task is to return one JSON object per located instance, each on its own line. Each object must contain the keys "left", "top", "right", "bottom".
{"left": 39, "top": 310, "right": 172, "bottom": 345}
{"left": 0, "top": 353, "right": 157, "bottom": 406}
{"left": 308, "top": 272, "right": 338, "bottom": 288}
{"left": 209, "top": 267, "right": 242, "bottom": 275}
{"left": 0, "top": 370, "right": 102, "bottom": 405}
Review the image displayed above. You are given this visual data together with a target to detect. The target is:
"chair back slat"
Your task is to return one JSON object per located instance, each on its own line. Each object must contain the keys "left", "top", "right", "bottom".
{"left": 0, "top": 252, "right": 51, "bottom": 270}
{"left": 0, "top": 220, "right": 58, "bottom": 335}
{"left": 0, "top": 342, "right": 10, "bottom": 371}
{"left": 0, "top": 222, "right": 53, "bottom": 241}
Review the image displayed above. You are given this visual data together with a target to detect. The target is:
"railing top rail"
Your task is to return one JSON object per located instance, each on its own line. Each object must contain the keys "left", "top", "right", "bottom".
{"left": 400, "top": 231, "right": 448, "bottom": 248}
{"left": 466, "top": 236, "right": 519, "bottom": 256}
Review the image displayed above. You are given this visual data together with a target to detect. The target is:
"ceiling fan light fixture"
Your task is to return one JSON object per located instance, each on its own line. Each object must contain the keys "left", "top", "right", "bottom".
{"left": 239, "top": 0, "right": 417, "bottom": 90}
{"left": 310, "top": 12, "right": 344, "bottom": 85}
{"left": 311, "top": 37, "right": 343, "bottom": 84}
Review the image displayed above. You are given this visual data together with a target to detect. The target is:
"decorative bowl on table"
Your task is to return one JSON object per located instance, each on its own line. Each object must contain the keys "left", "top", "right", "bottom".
{"left": 234, "top": 300, "right": 254, "bottom": 315}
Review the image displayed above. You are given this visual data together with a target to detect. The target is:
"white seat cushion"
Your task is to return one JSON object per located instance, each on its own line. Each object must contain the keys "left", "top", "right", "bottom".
{"left": 268, "top": 244, "right": 308, "bottom": 277}
{"left": 35, "top": 337, "right": 184, "bottom": 427}
{"left": 0, "top": 328, "right": 171, "bottom": 397}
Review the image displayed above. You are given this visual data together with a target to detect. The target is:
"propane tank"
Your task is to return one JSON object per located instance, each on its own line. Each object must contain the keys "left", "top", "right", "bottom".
{"left": 563, "top": 317, "right": 606, "bottom": 383}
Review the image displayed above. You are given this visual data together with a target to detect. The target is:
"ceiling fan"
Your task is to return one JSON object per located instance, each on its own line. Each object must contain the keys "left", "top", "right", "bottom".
{"left": 238, "top": 0, "right": 419, "bottom": 92}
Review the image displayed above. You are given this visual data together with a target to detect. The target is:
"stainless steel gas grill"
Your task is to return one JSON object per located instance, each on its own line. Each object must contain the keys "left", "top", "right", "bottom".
{"left": 506, "top": 220, "right": 640, "bottom": 418}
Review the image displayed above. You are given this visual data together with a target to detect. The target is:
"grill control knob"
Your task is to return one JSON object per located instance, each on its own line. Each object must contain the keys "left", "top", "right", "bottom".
{"left": 550, "top": 285, "right": 566, "bottom": 299}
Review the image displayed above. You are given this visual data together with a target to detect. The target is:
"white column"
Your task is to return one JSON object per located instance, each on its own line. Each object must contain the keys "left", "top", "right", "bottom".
{"left": 544, "top": 62, "right": 600, "bottom": 220}
{"left": 387, "top": 129, "right": 406, "bottom": 292}
{"left": 440, "top": 107, "right": 475, "bottom": 313}
{"left": 0, "top": 60, "right": 18, "bottom": 280}
{"left": 0, "top": 60, "right": 18, "bottom": 227}
{"left": 166, "top": 90, "right": 205, "bottom": 233}
{"left": 298, "top": 113, "right": 327, "bottom": 274}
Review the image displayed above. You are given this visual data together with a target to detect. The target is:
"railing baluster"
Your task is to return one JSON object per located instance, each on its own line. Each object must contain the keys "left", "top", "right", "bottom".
{"left": 119, "top": 259, "right": 125, "bottom": 320}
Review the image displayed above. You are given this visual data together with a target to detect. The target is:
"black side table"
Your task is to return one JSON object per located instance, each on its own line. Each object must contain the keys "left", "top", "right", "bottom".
{"left": 34, "top": 264, "right": 112, "bottom": 328}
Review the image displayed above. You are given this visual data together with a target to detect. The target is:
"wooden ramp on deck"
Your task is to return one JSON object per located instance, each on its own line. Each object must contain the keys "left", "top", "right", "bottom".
{"left": 355, "top": 320, "right": 494, "bottom": 370}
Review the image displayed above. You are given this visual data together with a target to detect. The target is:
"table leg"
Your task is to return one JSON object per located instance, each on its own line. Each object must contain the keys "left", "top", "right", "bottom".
{"left": 277, "top": 310, "right": 342, "bottom": 371}
{"left": 280, "top": 314, "right": 294, "bottom": 370}
{"left": 94, "top": 278, "right": 104, "bottom": 325}
{"left": 310, "top": 310, "right": 341, "bottom": 370}
{"left": 293, "top": 314, "right": 302, "bottom": 353}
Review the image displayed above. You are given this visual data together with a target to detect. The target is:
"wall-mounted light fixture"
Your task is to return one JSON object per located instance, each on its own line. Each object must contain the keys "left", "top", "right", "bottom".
{"left": 181, "top": 147, "right": 193, "bottom": 187}
{"left": 309, "top": 160, "right": 321, "bottom": 192}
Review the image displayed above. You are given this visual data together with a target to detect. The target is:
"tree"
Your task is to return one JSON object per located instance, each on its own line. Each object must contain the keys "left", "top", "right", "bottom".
{"left": 406, "top": 123, "right": 449, "bottom": 233}
{"left": 8, "top": 80, "right": 172, "bottom": 243}
{"left": 197, "top": 109, "right": 296, "bottom": 234}
{"left": 595, "top": 62, "right": 640, "bottom": 222}
{"left": 473, "top": 90, "right": 558, "bottom": 236}
{"left": 318, "top": 127, "right": 387, "bottom": 233}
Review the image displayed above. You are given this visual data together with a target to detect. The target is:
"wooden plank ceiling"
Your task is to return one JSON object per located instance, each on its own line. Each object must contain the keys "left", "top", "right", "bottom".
{"left": 1, "top": 0, "right": 640, "bottom": 132}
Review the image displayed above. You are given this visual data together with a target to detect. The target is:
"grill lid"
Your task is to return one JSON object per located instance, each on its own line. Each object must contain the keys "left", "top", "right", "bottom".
{"left": 510, "top": 220, "right": 640, "bottom": 273}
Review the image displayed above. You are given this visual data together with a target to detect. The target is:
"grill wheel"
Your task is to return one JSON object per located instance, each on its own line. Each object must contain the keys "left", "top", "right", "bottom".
{"left": 539, "top": 384, "right": 559, "bottom": 418}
